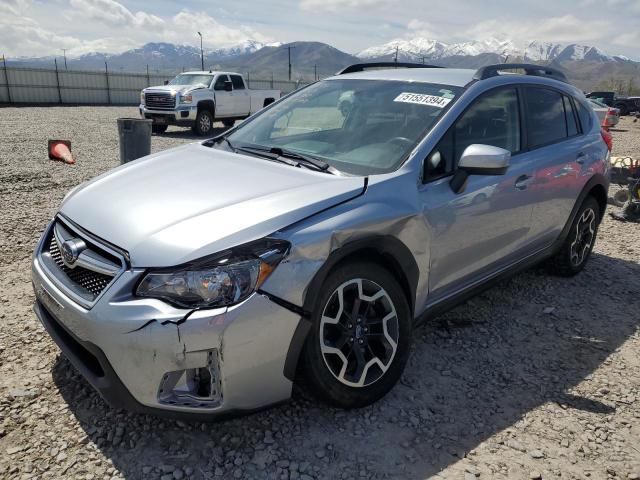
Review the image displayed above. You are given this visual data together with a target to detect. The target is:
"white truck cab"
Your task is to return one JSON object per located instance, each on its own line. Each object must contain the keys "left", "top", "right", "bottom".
{"left": 140, "top": 71, "right": 280, "bottom": 135}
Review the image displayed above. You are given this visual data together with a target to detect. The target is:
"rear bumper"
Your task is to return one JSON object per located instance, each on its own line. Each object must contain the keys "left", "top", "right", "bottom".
{"left": 32, "top": 252, "right": 302, "bottom": 418}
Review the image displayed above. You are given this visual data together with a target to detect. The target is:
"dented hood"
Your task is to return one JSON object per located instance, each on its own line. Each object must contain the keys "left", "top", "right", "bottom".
{"left": 60, "top": 143, "right": 365, "bottom": 267}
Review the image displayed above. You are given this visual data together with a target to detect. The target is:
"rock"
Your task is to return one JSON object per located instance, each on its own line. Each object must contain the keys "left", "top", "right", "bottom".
{"left": 315, "top": 449, "right": 325, "bottom": 459}
{"left": 505, "top": 439, "right": 526, "bottom": 452}
{"left": 530, "top": 471, "right": 542, "bottom": 480}
{"left": 543, "top": 307, "right": 555, "bottom": 314}
{"left": 173, "top": 468, "right": 184, "bottom": 479}
{"left": 529, "top": 449, "right": 545, "bottom": 459}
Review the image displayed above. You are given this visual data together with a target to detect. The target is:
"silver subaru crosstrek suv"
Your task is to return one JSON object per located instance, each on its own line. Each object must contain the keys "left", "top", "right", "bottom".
{"left": 32, "top": 63, "right": 610, "bottom": 418}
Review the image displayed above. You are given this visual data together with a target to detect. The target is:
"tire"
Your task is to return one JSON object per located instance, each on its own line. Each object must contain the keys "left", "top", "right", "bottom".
{"left": 152, "top": 124, "right": 167, "bottom": 134}
{"left": 546, "top": 196, "right": 600, "bottom": 277}
{"left": 222, "top": 119, "right": 235, "bottom": 128}
{"left": 194, "top": 109, "right": 214, "bottom": 136}
{"left": 614, "top": 104, "right": 628, "bottom": 116}
{"left": 301, "top": 262, "right": 412, "bottom": 408}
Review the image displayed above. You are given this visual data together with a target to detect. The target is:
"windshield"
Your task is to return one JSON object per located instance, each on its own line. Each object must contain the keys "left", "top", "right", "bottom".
{"left": 226, "top": 79, "right": 462, "bottom": 175}
{"left": 169, "top": 74, "right": 213, "bottom": 86}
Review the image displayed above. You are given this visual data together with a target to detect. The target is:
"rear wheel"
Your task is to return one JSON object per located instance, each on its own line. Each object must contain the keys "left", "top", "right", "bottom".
{"left": 302, "top": 262, "right": 412, "bottom": 408}
{"left": 152, "top": 124, "right": 167, "bottom": 134}
{"left": 194, "top": 110, "right": 214, "bottom": 136}
{"left": 547, "top": 196, "right": 600, "bottom": 276}
{"left": 614, "top": 103, "right": 628, "bottom": 116}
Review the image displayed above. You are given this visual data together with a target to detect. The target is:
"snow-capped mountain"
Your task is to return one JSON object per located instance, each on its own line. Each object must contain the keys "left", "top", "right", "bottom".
{"left": 357, "top": 38, "right": 448, "bottom": 61}
{"left": 358, "top": 37, "right": 625, "bottom": 64}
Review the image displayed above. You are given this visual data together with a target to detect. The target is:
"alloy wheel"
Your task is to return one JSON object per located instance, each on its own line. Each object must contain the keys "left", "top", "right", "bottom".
{"left": 570, "top": 208, "right": 596, "bottom": 266}
{"left": 199, "top": 113, "right": 211, "bottom": 133}
{"left": 319, "top": 278, "right": 399, "bottom": 387}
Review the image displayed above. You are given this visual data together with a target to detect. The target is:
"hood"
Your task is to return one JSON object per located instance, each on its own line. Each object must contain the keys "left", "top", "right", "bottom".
{"left": 60, "top": 143, "right": 365, "bottom": 267}
{"left": 145, "top": 84, "right": 208, "bottom": 96}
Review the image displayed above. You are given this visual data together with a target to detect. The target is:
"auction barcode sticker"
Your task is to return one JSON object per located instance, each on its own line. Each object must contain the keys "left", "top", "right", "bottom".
{"left": 393, "top": 92, "right": 452, "bottom": 108}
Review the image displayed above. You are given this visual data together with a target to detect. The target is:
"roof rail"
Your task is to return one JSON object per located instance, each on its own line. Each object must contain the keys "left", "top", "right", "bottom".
{"left": 473, "top": 63, "right": 568, "bottom": 84}
{"left": 337, "top": 62, "right": 443, "bottom": 75}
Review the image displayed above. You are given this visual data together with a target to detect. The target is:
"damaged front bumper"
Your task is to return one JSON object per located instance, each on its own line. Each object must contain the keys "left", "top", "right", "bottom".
{"left": 32, "top": 256, "right": 302, "bottom": 418}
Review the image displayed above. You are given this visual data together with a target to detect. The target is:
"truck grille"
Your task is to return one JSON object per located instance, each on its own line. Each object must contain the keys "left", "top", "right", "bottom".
{"left": 144, "top": 92, "right": 176, "bottom": 110}
{"left": 38, "top": 217, "right": 126, "bottom": 308}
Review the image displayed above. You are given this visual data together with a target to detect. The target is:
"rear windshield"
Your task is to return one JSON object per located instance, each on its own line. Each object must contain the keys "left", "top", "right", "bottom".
{"left": 169, "top": 74, "right": 214, "bottom": 87}
{"left": 227, "top": 79, "right": 462, "bottom": 175}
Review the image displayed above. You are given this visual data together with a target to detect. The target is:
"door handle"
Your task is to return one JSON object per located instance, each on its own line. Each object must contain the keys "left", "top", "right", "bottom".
{"left": 576, "top": 152, "right": 586, "bottom": 165}
{"left": 515, "top": 174, "right": 533, "bottom": 190}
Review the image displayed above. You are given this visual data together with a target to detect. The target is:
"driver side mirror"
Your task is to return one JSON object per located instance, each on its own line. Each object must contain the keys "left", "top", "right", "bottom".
{"left": 224, "top": 80, "right": 233, "bottom": 92}
{"left": 163, "top": 80, "right": 169, "bottom": 85}
{"left": 450, "top": 144, "right": 510, "bottom": 194}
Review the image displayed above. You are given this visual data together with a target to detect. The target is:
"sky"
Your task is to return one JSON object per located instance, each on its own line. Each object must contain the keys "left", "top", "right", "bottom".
{"left": 1, "top": 0, "right": 639, "bottom": 59}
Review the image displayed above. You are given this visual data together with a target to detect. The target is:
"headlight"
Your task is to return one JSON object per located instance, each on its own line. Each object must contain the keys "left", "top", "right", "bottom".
{"left": 140, "top": 91, "right": 145, "bottom": 103}
{"left": 179, "top": 94, "right": 192, "bottom": 104}
{"left": 136, "top": 239, "right": 289, "bottom": 308}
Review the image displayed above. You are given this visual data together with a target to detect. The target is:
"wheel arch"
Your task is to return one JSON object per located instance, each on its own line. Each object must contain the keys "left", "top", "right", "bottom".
{"left": 283, "top": 235, "right": 419, "bottom": 381}
{"left": 196, "top": 99, "right": 215, "bottom": 115}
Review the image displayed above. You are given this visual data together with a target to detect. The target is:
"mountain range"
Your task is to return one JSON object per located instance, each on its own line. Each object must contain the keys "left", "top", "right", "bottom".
{"left": 7, "top": 37, "right": 639, "bottom": 92}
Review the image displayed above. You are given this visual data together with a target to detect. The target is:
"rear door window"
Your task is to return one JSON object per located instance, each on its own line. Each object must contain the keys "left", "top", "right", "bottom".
{"left": 524, "top": 88, "right": 567, "bottom": 148}
{"left": 231, "top": 75, "right": 245, "bottom": 90}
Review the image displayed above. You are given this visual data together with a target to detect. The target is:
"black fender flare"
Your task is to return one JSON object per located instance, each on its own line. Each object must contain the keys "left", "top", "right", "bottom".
{"left": 196, "top": 100, "right": 215, "bottom": 117}
{"left": 282, "top": 235, "right": 419, "bottom": 380}
{"left": 554, "top": 173, "right": 608, "bottom": 250}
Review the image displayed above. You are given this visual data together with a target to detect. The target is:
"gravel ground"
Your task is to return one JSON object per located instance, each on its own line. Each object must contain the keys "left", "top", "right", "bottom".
{"left": 0, "top": 107, "right": 639, "bottom": 480}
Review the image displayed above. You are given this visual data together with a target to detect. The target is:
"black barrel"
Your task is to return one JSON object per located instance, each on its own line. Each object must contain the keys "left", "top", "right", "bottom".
{"left": 117, "top": 118, "right": 152, "bottom": 164}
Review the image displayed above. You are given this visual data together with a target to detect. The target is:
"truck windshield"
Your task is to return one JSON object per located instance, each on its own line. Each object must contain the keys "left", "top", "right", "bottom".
{"left": 226, "top": 79, "right": 462, "bottom": 175}
{"left": 169, "top": 74, "right": 214, "bottom": 86}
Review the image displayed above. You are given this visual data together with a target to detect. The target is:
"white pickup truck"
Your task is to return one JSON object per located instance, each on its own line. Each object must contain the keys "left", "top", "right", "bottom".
{"left": 139, "top": 71, "right": 281, "bottom": 136}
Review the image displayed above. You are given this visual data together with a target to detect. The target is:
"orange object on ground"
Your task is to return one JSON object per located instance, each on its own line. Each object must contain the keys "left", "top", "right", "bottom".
{"left": 48, "top": 140, "right": 75, "bottom": 165}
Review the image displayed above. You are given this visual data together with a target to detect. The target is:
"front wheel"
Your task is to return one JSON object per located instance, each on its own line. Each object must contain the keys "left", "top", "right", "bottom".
{"left": 546, "top": 196, "right": 600, "bottom": 276}
{"left": 194, "top": 110, "right": 214, "bottom": 136}
{"left": 302, "top": 262, "right": 412, "bottom": 408}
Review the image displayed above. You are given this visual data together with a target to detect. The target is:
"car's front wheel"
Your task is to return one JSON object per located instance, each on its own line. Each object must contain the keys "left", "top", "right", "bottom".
{"left": 302, "top": 262, "right": 412, "bottom": 408}
{"left": 194, "top": 110, "right": 214, "bottom": 136}
{"left": 547, "top": 196, "right": 600, "bottom": 276}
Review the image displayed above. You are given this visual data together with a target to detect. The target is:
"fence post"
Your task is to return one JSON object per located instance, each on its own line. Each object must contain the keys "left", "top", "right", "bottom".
{"left": 146, "top": 64, "right": 150, "bottom": 87}
{"left": 2, "top": 55, "right": 11, "bottom": 104}
{"left": 105, "top": 61, "right": 111, "bottom": 105}
{"left": 247, "top": 71, "right": 250, "bottom": 88}
{"left": 54, "top": 58, "right": 62, "bottom": 104}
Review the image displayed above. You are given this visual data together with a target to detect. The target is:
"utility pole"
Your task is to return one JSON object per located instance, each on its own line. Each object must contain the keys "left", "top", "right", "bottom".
{"left": 197, "top": 31, "right": 204, "bottom": 70}
{"left": 420, "top": 56, "right": 426, "bottom": 65}
{"left": 314, "top": 64, "right": 317, "bottom": 81}
{"left": 62, "top": 49, "right": 68, "bottom": 69}
{"left": 395, "top": 46, "right": 399, "bottom": 64}
{"left": 287, "top": 45, "right": 296, "bottom": 81}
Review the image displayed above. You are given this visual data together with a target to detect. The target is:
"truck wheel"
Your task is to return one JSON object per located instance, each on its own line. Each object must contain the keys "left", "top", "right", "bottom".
{"left": 614, "top": 103, "right": 628, "bottom": 116}
{"left": 222, "top": 119, "right": 235, "bottom": 128}
{"left": 546, "top": 196, "right": 600, "bottom": 277}
{"left": 195, "top": 110, "right": 214, "bottom": 136}
{"left": 302, "top": 262, "right": 412, "bottom": 408}
{"left": 152, "top": 125, "right": 167, "bottom": 134}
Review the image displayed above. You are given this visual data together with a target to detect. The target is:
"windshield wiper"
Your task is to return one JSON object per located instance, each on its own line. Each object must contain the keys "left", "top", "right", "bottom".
{"left": 234, "top": 145, "right": 298, "bottom": 167}
{"left": 270, "top": 147, "right": 333, "bottom": 173}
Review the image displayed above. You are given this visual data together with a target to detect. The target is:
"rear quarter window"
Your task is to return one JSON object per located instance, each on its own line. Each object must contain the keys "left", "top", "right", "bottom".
{"left": 574, "top": 99, "right": 593, "bottom": 133}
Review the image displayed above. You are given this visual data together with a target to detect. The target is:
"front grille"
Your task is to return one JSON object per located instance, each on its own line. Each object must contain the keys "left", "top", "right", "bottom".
{"left": 38, "top": 218, "right": 125, "bottom": 308}
{"left": 48, "top": 237, "right": 112, "bottom": 297}
{"left": 144, "top": 92, "right": 176, "bottom": 110}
